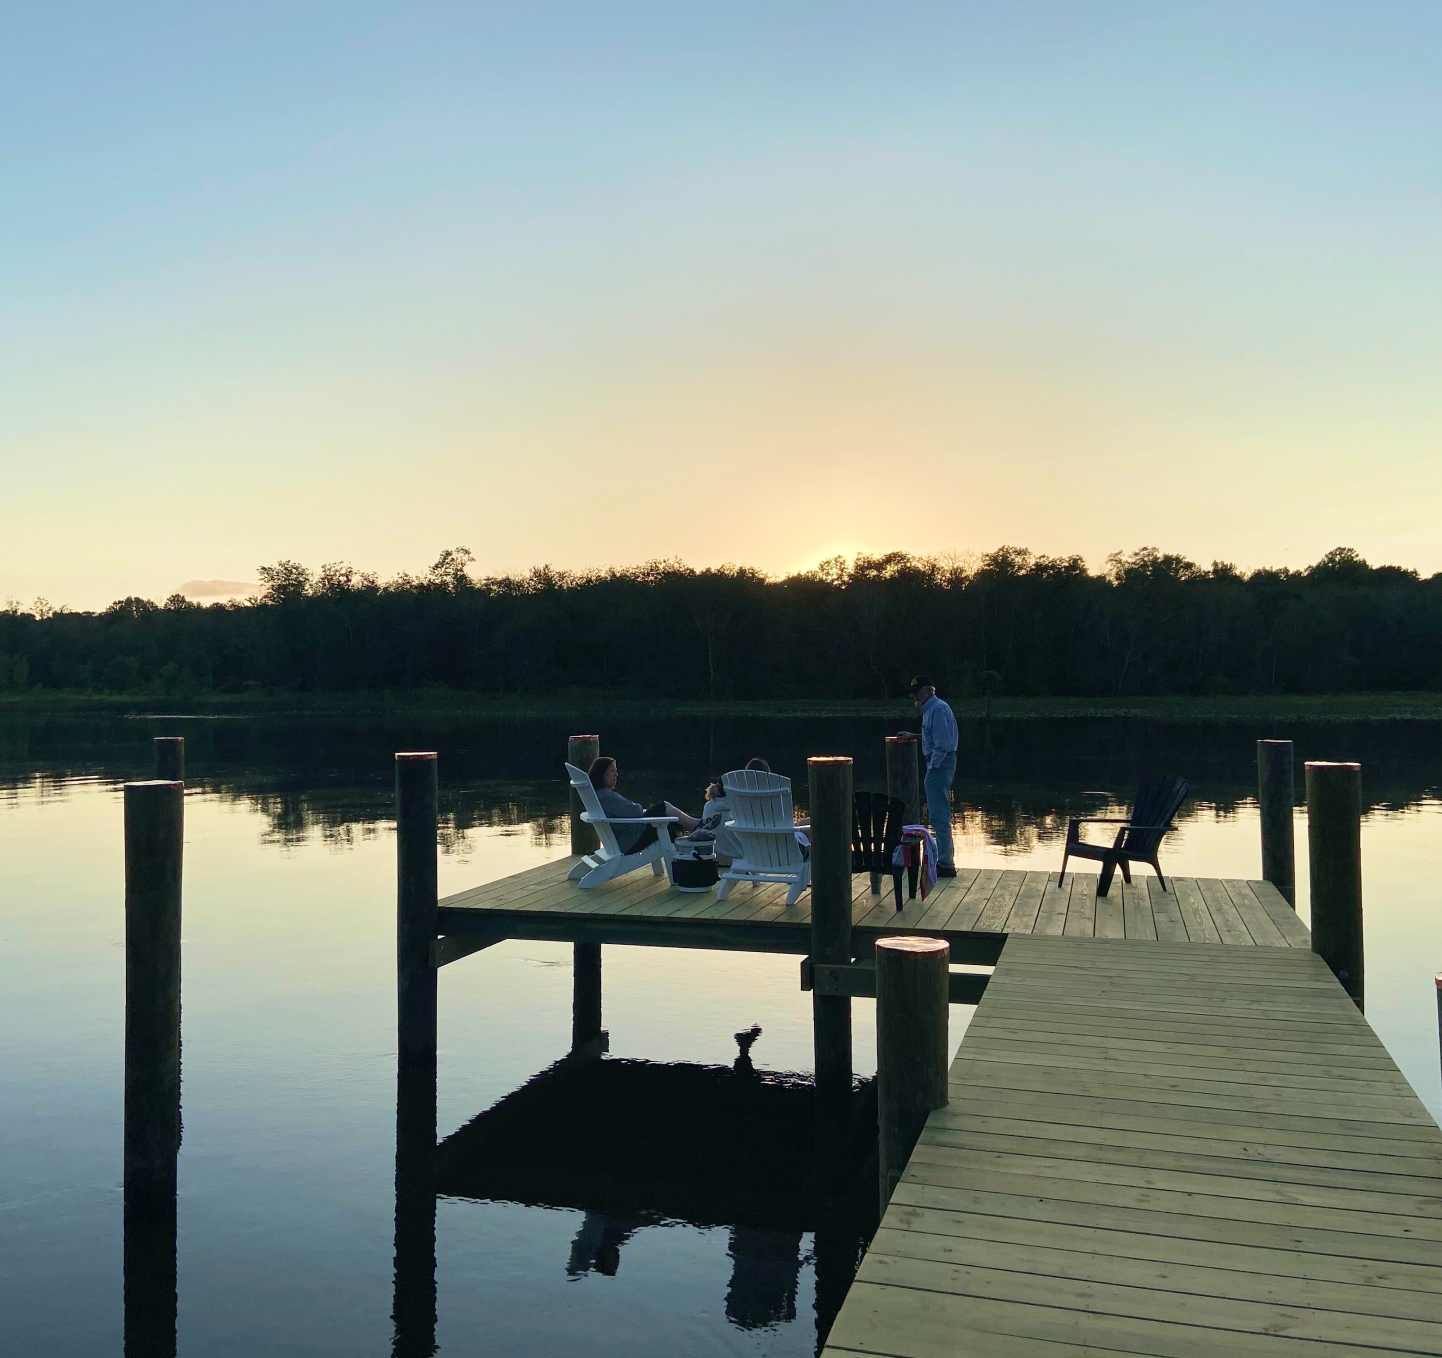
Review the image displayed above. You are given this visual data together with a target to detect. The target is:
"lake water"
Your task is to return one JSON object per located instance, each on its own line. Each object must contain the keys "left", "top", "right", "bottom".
{"left": 3, "top": 712, "right": 1440, "bottom": 1356}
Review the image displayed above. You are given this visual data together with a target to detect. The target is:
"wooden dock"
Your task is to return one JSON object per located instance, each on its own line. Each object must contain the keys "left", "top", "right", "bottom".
{"left": 437, "top": 860, "right": 1308, "bottom": 960}
{"left": 823, "top": 934, "right": 1442, "bottom": 1358}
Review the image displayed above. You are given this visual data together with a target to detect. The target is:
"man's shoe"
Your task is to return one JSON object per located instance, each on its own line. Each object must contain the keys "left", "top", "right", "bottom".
{"left": 937, "top": 865, "right": 958, "bottom": 877}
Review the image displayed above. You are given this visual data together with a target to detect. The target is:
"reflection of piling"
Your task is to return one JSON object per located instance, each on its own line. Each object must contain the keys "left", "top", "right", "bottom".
{"left": 808, "top": 757, "right": 854, "bottom": 1183}
{"left": 876, "top": 937, "right": 949, "bottom": 1213}
{"left": 123, "top": 779, "right": 183, "bottom": 1358}
{"left": 154, "top": 736, "right": 185, "bottom": 783}
{"left": 1306, "top": 761, "right": 1364, "bottom": 1010}
{"left": 396, "top": 753, "right": 439, "bottom": 1069}
{"left": 392, "top": 1063, "right": 438, "bottom": 1358}
{"left": 1257, "top": 740, "right": 1295, "bottom": 905}
{"left": 567, "top": 735, "right": 600, "bottom": 856}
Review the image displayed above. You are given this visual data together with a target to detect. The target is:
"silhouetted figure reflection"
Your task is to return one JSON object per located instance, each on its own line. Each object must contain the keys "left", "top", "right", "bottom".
{"left": 566, "top": 1210, "right": 647, "bottom": 1277}
{"left": 392, "top": 1060, "right": 438, "bottom": 1358}
{"left": 732, "top": 1023, "right": 763, "bottom": 1077}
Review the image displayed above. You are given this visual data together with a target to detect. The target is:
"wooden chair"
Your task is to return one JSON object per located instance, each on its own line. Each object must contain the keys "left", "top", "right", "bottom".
{"left": 717, "top": 769, "right": 811, "bottom": 906}
{"left": 1057, "top": 775, "right": 1189, "bottom": 896}
{"left": 852, "top": 791, "right": 909, "bottom": 911}
{"left": 563, "top": 762, "right": 679, "bottom": 889}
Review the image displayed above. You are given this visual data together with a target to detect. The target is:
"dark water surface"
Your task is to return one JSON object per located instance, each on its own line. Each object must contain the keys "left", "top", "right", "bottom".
{"left": 3, "top": 712, "right": 1440, "bottom": 1356}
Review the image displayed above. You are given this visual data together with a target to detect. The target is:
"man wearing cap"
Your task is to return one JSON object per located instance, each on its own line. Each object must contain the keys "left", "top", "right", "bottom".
{"left": 898, "top": 675, "right": 959, "bottom": 876}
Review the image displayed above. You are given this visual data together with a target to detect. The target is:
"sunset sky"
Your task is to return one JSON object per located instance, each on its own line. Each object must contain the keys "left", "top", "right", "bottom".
{"left": 6, "top": 2, "right": 1440, "bottom": 610}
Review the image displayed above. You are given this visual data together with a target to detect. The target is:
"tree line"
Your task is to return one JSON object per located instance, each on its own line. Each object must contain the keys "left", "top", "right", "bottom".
{"left": 2, "top": 545, "right": 1438, "bottom": 700}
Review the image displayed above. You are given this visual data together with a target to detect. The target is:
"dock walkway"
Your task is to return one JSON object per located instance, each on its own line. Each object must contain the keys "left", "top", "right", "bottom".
{"left": 438, "top": 860, "right": 1307, "bottom": 959}
{"left": 823, "top": 935, "right": 1442, "bottom": 1357}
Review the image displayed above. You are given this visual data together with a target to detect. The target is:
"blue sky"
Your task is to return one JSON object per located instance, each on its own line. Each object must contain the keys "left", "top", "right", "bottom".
{"left": 4, "top": 2, "right": 1440, "bottom": 606}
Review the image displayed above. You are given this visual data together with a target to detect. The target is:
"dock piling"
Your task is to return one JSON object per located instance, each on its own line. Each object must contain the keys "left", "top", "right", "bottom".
{"left": 567, "top": 735, "right": 600, "bottom": 857}
{"left": 875, "top": 936, "right": 949, "bottom": 1213}
{"left": 396, "top": 753, "right": 439, "bottom": 1069}
{"left": 808, "top": 756, "right": 854, "bottom": 1156}
{"left": 1306, "top": 760, "right": 1364, "bottom": 1010}
{"left": 1257, "top": 739, "right": 1295, "bottom": 905}
{"left": 154, "top": 736, "right": 185, "bottom": 783}
{"left": 571, "top": 941, "right": 605, "bottom": 1059}
{"left": 884, "top": 736, "right": 921, "bottom": 827}
{"left": 123, "top": 778, "right": 184, "bottom": 1358}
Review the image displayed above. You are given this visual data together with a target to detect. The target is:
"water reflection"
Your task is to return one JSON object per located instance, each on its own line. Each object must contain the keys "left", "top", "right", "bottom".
{"left": 426, "top": 1040, "right": 875, "bottom": 1352}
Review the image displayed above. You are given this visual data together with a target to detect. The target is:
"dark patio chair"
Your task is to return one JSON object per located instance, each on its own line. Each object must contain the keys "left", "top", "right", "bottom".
{"left": 852, "top": 792, "right": 909, "bottom": 911}
{"left": 1058, "top": 775, "right": 1189, "bottom": 896}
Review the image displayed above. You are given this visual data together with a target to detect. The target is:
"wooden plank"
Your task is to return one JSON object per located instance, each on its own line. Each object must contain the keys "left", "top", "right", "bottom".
{"left": 1249, "top": 877, "right": 1312, "bottom": 948}
{"left": 912, "top": 866, "right": 979, "bottom": 931}
{"left": 1224, "top": 878, "right": 1288, "bottom": 947}
{"left": 938, "top": 867, "right": 1002, "bottom": 932}
{"left": 1062, "top": 871, "right": 1096, "bottom": 936}
{"left": 1199, "top": 875, "right": 1256, "bottom": 944}
{"left": 972, "top": 870, "right": 1027, "bottom": 933}
{"left": 1093, "top": 881, "right": 1124, "bottom": 938}
{"left": 1147, "top": 877, "right": 1189, "bottom": 941}
{"left": 1170, "top": 876, "right": 1222, "bottom": 943}
{"left": 1032, "top": 874, "right": 1072, "bottom": 936}
{"left": 1120, "top": 880, "right": 1156, "bottom": 940}
{"left": 1000, "top": 872, "right": 1047, "bottom": 934}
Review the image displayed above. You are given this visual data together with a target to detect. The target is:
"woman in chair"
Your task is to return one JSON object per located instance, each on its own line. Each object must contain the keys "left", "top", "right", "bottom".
{"left": 587, "top": 757, "right": 699, "bottom": 854}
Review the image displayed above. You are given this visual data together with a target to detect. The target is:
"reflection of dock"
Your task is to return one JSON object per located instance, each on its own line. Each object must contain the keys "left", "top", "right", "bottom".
{"left": 435, "top": 1054, "right": 874, "bottom": 1337}
{"left": 822, "top": 936, "right": 1442, "bottom": 1357}
{"left": 437, "top": 860, "right": 1306, "bottom": 956}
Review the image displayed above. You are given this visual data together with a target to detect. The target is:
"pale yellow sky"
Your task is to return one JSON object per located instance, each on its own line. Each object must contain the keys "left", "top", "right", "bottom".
{"left": 5, "top": 4, "right": 1440, "bottom": 610}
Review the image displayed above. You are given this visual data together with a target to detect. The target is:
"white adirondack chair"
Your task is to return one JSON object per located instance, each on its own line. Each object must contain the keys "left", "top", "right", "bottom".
{"left": 716, "top": 769, "right": 812, "bottom": 905}
{"left": 564, "top": 762, "right": 679, "bottom": 889}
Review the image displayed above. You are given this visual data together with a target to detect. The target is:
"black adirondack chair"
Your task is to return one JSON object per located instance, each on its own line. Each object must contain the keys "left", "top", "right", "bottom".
{"left": 1058, "top": 775, "right": 1189, "bottom": 896}
{"left": 852, "top": 792, "right": 910, "bottom": 911}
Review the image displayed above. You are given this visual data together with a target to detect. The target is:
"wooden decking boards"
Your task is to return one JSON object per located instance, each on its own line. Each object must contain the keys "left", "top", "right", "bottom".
{"left": 822, "top": 936, "right": 1442, "bottom": 1358}
{"left": 438, "top": 860, "right": 1306, "bottom": 952}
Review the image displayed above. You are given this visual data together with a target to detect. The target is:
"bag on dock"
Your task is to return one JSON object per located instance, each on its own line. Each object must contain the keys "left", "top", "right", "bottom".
{"left": 671, "top": 847, "right": 719, "bottom": 892}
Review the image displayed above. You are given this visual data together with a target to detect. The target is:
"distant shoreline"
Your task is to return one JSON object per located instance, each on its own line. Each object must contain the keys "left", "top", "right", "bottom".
{"left": 3, "top": 690, "right": 1442, "bottom": 723}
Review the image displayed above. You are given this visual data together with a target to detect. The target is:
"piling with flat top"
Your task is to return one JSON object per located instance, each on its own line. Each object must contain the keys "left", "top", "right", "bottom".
{"left": 875, "top": 936, "right": 949, "bottom": 1213}
{"left": 1306, "top": 760, "right": 1363, "bottom": 1009}
{"left": 1257, "top": 739, "right": 1295, "bottom": 905}
{"left": 123, "top": 778, "right": 184, "bottom": 1358}
{"left": 154, "top": 736, "right": 185, "bottom": 783}
{"left": 567, "top": 735, "right": 600, "bottom": 856}
{"left": 808, "top": 757, "right": 854, "bottom": 1152}
{"left": 884, "top": 736, "right": 922, "bottom": 826}
{"left": 396, "top": 753, "right": 439, "bottom": 1068}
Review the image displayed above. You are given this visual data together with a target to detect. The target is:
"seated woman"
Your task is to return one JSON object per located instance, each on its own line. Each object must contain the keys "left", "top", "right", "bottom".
{"left": 587, "top": 756, "right": 698, "bottom": 854}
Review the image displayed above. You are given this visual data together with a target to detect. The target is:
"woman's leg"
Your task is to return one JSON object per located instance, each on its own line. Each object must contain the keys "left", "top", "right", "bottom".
{"left": 661, "top": 800, "right": 699, "bottom": 832}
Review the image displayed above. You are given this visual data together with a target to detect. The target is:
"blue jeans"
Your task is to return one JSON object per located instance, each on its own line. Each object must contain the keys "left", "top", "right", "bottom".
{"left": 924, "top": 753, "right": 957, "bottom": 868}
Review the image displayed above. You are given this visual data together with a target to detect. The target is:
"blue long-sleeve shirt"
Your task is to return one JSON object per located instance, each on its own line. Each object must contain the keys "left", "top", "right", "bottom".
{"left": 919, "top": 693, "right": 958, "bottom": 770}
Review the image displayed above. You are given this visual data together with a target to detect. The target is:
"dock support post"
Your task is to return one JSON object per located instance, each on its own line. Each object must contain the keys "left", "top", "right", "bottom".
{"left": 885, "top": 735, "right": 922, "bottom": 826}
{"left": 393, "top": 752, "right": 438, "bottom": 1357}
{"left": 1436, "top": 973, "right": 1442, "bottom": 1117}
{"left": 568, "top": 735, "right": 600, "bottom": 857}
{"left": 123, "top": 779, "right": 184, "bottom": 1358}
{"left": 1257, "top": 739, "right": 1295, "bottom": 905}
{"left": 567, "top": 737, "right": 603, "bottom": 1056}
{"left": 876, "top": 936, "right": 949, "bottom": 1214}
{"left": 1306, "top": 760, "right": 1364, "bottom": 1010}
{"left": 571, "top": 941, "right": 605, "bottom": 1059}
{"left": 808, "top": 756, "right": 854, "bottom": 1170}
{"left": 396, "top": 753, "right": 439, "bottom": 1069}
{"left": 154, "top": 736, "right": 185, "bottom": 783}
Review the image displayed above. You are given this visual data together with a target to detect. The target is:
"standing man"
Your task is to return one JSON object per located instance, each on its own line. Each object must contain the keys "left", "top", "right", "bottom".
{"left": 898, "top": 675, "right": 959, "bottom": 876}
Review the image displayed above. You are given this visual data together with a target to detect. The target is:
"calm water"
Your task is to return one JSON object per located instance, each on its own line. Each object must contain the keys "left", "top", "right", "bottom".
{"left": 3, "top": 712, "right": 1441, "bottom": 1356}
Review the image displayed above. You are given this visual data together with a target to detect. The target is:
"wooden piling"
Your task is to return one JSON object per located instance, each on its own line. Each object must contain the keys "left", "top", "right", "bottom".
{"left": 875, "top": 936, "right": 949, "bottom": 1213}
{"left": 1306, "top": 760, "right": 1363, "bottom": 1010}
{"left": 396, "top": 753, "right": 439, "bottom": 1068}
{"left": 123, "top": 778, "right": 183, "bottom": 1358}
{"left": 124, "top": 780, "right": 184, "bottom": 1184}
{"left": 154, "top": 736, "right": 185, "bottom": 783}
{"left": 1257, "top": 739, "right": 1295, "bottom": 905}
{"left": 885, "top": 736, "right": 922, "bottom": 826}
{"left": 1436, "top": 973, "right": 1441, "bottom": 1114}
{"left": 568, "top": 735, "right": 600, "bottom": 857}
{"left": 572, "top": 940, "right": 604, "bottom": 1057}
{"left": 808, "top": 757, "right": 854, "bottom": 1153}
